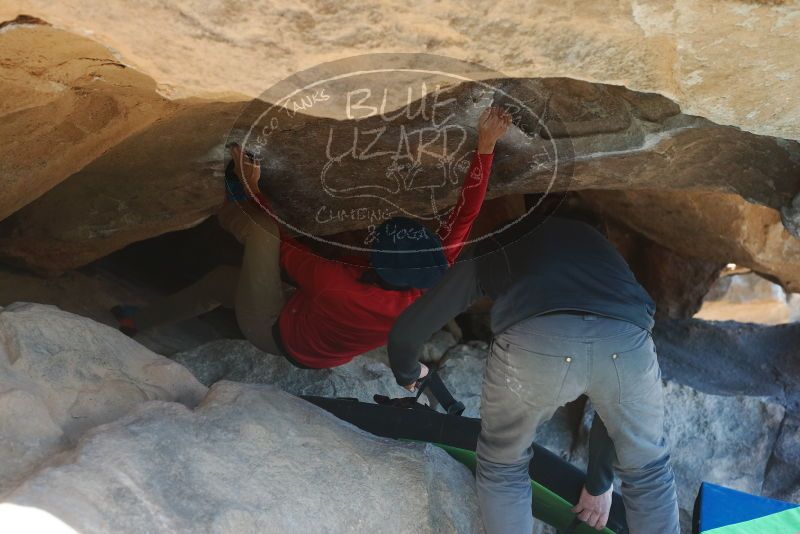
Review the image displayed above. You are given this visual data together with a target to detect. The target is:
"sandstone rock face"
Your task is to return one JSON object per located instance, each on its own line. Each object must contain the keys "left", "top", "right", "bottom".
{"left": 663, "top": 381, "right": 785, "bottom": 520}
{"left": 633, "top": 318, "right": 800, "bottom": 524}
{"left": 0, "top": 20, "right": 237, "bottom": 271}
{"left": 1, "top": 382, "right": 482, "bottom": 534}
{"left": 763, "top": 415, "right": 800, "bottom": 505}
{"left": 1, "top": 21, "right": 798, "bottom": 277}
{"left": 1, "top": 5, "right": 799, "bottom": 527}
{"left": 0, "top": 264, "right": 243, "bottom": 356}
{"left": 0, "top": 305, "right": 482, "bottom": 533}
{"left": 0, "top": 298, "right": 796, "bottom": 533}
{"left": 0, "top": 20, "right": 175, "bottom": 222}
{"left": 171, "top": 319, "right": 797, "bottom": 528}
{"left": 583, "top": 189, "right": 800, "bottom": 292}
{"left": 653, "top": 319, "right": 800, "bottom": 413}
{"left": 650, "top": 316, "right": 800, "bottom": 520}
{"left": 3, "top": 1, "right": 798, "bottom": 142}
{"left": 0, "top": 303, "right": 207, "bottom": 494}
{"left": 0, "top": 97, "right": 237, "bottom": 271}
{"left": 174, "top": 338, "right": 558, "bottom": 533}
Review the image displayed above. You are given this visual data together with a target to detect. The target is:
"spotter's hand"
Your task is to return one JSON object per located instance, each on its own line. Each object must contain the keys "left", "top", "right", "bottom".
{"left": 571, "top": 484, "right": 612, "bottom": 531}
{"left": 403, "top": 363, "right": 430, "bottom": 392}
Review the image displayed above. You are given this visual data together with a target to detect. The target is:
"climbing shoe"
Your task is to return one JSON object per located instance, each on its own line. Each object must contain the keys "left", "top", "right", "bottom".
{"left": 111, "top": 305, "right": 140, "bottom": 337}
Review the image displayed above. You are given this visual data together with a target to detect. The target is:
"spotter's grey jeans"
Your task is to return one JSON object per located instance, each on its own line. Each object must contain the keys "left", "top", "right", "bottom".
{"left": 476, "top": 312, "right": 679, "bottom": 534}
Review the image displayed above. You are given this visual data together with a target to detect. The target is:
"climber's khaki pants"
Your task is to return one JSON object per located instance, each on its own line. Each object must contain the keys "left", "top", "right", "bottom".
{"left": 475, "top": 312, "right": 680, "bottom": 534}
{"left": 137, "top": 203, "right": 285, "bottom": 355}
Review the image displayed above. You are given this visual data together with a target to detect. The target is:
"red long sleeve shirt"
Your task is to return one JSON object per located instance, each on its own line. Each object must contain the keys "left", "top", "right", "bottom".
{"left": 275, "top": 152, "right": 494, "bottom": 368}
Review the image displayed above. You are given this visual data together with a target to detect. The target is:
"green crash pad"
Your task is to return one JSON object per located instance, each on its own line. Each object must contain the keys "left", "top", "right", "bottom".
{"left": 435, "top": 443, "right": 616, "bottom": 534}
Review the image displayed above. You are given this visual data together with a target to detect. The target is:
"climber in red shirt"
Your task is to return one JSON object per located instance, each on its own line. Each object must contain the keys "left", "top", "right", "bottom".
{"left": 113, "top": 106, "right": 511, "bottom": 369}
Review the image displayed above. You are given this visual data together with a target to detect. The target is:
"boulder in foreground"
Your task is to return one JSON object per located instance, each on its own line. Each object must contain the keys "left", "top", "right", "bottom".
{"left": 1, "top": 382, "right": 482, "bottom": 534}
{"left": 0, "top": 302, "right": 207, "bottom": 494}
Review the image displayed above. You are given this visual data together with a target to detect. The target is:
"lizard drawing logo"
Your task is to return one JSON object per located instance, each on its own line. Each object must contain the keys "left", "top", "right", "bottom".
{"left": 227, "top": 53, "right": 573, "bottom": 258}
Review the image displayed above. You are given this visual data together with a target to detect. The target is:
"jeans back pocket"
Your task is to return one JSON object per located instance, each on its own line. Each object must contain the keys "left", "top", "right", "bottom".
{"left": 610, "top": 332, "right": 661, "bottom": 404}
{"left": 495, "top": 336, "right": 575, "bottom": 407}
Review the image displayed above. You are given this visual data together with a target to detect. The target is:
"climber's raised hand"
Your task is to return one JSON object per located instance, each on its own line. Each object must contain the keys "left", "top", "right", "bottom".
{"left": 477, "top": 105, "right": 513, "bottom": 154}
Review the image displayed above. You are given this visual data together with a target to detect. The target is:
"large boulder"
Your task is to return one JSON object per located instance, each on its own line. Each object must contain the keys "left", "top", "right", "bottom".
{"left": 173, "top": 337, "right": 584, "bottom": 472}
{"left": 1, "top": 21, "right": 798, "bottom": 279}
{"left": 582, "top": 189, "right": 800, "bottom": 292}
{"left": 0, "top": 264, "right": 242, "bottom": 356}
{"left": 0, "top": 303, "right": 207, "bottom": 494}
{"left": 652, "top": 318, "right": 800, "bottom": 516}
{"left": 605, "top": 221, "right": 724, "bottom": 320}
{"left": 0, "top": 21, "right": 239, "bottom": 271}
{"left": 663, "top": 381, "right": 785, "bottom": 524}
{"left": 0, "top": 19, "right": 176, "bottom": 222}
{"left": 2, "top": 1, "right": 798, "bottom": 141}
{"left": 0, "top": 382, "right": 482, "bottom": 534}
{"left": 653, "top": 319, "right": 800, "bottom": 405}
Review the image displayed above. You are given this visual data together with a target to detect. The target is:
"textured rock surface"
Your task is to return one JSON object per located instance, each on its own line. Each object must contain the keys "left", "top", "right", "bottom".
{"left": 172, "top": 338, "right": 414, "bottom": 403}
{"left": 606, "top": 222, "right": 724, "bottom": 319}
{"left": 583, "top": 189, "right": 800, "bottom": 291}
{"left": 175, "top": 319, "right": 797, "bottom": 523}
{"left": 1, "top": 4, "right": 799, "bottom": 527}
{"left": 0, "top": 21, "right": 235, "bottom": 269}
{"left": 2, "top": 0, "right": 799, "bottom": 142}
{"left": 0, "top": 297, "right": 796, "bottom": 533}
{"left": 1, "top": 21, "right": 798, "bottom": 277}
{"left": 653, "top": 317, "right": 800, "bottom": 511}
{"left": 0, "top": 265, "right": 241, "bottom": 356}
{"left": 0, "top": 382, "right": 482, "bottom": 534}
{"left": 0, "top": 19, "right": 175, "bottom": 222}
{"left": 654, "top": 320, "right": 800, "bottom": 410}
{"left": 0, "top": 303, "right": 207, "bottom": 493}
{"left": 174, "top": 336, "right": 585, "bottom": 468}
{"left": 438, "top": 343, "right": 490, "bottom": 419}
{"left": 173, "top": 337, "right": 561, "bottom": 534}
{"left": 763, "top": 415, "right": 800, "bottom": 505}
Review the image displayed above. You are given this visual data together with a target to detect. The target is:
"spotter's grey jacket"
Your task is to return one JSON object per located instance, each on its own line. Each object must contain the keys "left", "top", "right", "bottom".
{"left": 388, "top": 216, "right": 656, "bottom": 387}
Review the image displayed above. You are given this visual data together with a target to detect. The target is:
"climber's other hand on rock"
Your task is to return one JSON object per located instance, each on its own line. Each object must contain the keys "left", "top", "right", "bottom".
{"left": 230, "top": 144, "right": 262, "bottom": 196}
{"left": 477, "top": 105, "right": 512, "bottom": 154}
{"left": 571, "top": 484, "right": 612, "bottom": 530}
{"left": 403, "top": 363, "right": 430, "bottom": 392}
